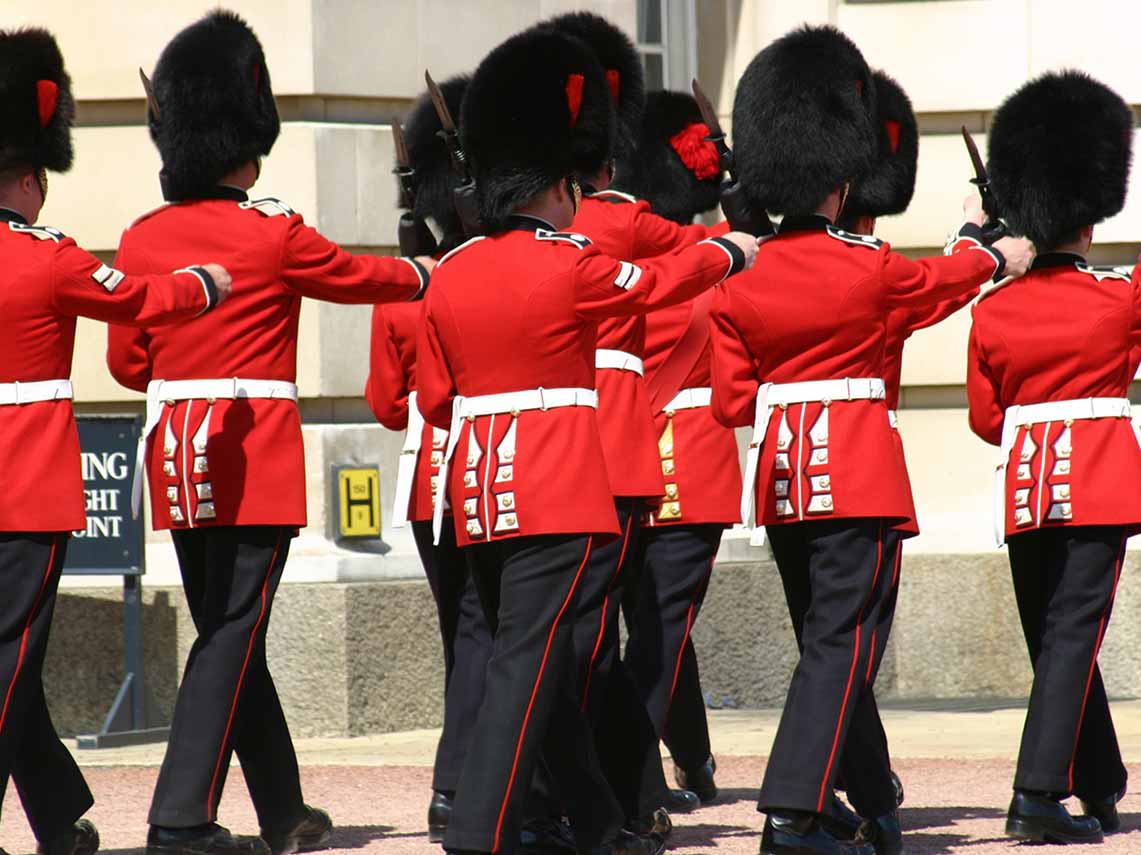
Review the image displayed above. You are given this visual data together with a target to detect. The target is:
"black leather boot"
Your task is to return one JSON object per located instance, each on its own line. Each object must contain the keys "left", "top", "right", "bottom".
{"left": 1005, "top": 790, "right": 1103, "bottom": 844}
{"left": 428, "top": 792, "right": 452, "bottom": 843}
{"left": 760, "top": 812, "right": 875, "bottom": 855}
{"left": 38, "top": 819, "right": 100, "bottom": 855}
{"left": 820, "top": 794, "right": 861, "bottom": 840}
{"left": 856, "top": 812, "right": 902, "bottom": 855}
{"left": 1080, "top": 785, "right": 1126, "bottom": 834}
{"left": 260, "top": 806, "right": 332, "bottom": 855}
{"left": 674, "top": 755, "right": 718, "bottom": 805}
{"left": 890, "top": 772, "right": 904, "bottom": 808}
{"left": 146, "top": 824, "right": 270, "bottom": 855}
{"left": 664, "top": 788, "right": 700, "bottom": 813}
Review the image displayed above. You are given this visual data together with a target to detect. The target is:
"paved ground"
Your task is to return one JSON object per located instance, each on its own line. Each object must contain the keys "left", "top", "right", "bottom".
{"left": 5, "top": 701, "right": 1141, "bottom": 854}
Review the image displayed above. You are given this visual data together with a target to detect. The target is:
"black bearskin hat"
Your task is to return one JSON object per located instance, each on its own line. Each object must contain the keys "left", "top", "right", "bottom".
{"left": 988, "top": 70, "right": 1133, "bottom": 249}
{"left": 841, "top": 70, "right": 918, "bottom": 224}
{"left": 732, "top": 25, "right": 876, "bottom": 217}
{"left": 544, "top": 12, "right": 644, "bottom": 161}
{"left": 403, "top": 75, "right": 468, "bottom": 253}
{"left": 614, "top": 90, "right": 721, "bottom": 225}
{"left": 461, "top": 28, "right": 613, "bottom": 233}
{"left": 0, "top": 28, "right": 75, "bottom": 173}
{"left": 147, "top": 9, "right": 280, "bottom": 200}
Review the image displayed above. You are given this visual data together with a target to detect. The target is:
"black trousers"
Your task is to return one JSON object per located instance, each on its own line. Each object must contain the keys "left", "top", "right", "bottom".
{"left": 760, "top": 519, "right": 897, "bottom": 818}
{"left": 0, "top": 533, "right": 93, "bottom": 842}
{"left": 412, "top": 519, "right": 494, "bottom": 795}
{"left": 570, "top": 499, "right": 669, "bottom": 821}
{"left": 1008, "top": 526, "right": 1128, "bottom": 800}
{"left": 624, "top": 524, "right": 723, "bottom": 774}
{"left": 149, "top": 526, "right": 306, "bottom": 832}
{"left": 447, "top": 534, "right": 623, "bottom": 854}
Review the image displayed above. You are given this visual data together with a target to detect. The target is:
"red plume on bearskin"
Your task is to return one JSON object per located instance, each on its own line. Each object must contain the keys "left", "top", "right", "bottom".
{"left": 403, "top": 74, "right": 469, "bottom": 253}
{"left": 988, "top": 70, "right": 1134, "bottom": 249}
{"left": 0, "top": 28, "right": 75, "bottom": 172}
{"left": 146, "top": 9, "right": 280, "bottom": 200}
{"left": 543, "top": 12, "right": 644, "bottom": 160}
{"left": 613, "top": 90, "right": 721, "bottom": 225}
{"left": 732, "top": 25, "right": 876, "bottom": 217}
{"left": 461, "top": 28, "right": 613, "bottom": 233}
{"left": 841, "top": 70, "right": 918, "bottom": 224}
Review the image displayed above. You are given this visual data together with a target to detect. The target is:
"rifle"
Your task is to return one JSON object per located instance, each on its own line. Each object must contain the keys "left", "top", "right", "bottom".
{"left": 960, "top": 125, "right": 1007, "bottom": 244}
{"left": 425, "top": 70, "right": 482, "bottom": 236}
{"left": 692, "top": 79, "right": 773, "bottom": 237}
{"left": 392, "top": 118, "right": 439, "bottom": 257}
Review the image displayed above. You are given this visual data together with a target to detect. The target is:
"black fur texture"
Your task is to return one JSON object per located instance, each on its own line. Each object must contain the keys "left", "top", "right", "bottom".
{"left": 732, "top": 25, "right": 875, "bottom": 217}
{"left": 461, "top": 28, "right": 613, "bottom": 233}
{"left": 988, "top": 70, "right": 1134, "bottom": 249}
{"left": 842, "top": 70, "right": 917, "bottom": 223}
{"left": 613, "top": 90, "right": 721, "bottom": 224}
{"left": 404, "top": 75, "right": 468, "bottom": 252}
{"left": 544, "top": 12, "right": 644, "bottom": 160}
{"left": 148, "top": 9, "right": 280, "bottom": 200}
{"left": 0, "top": 28, "right": 74, "bottom": 172}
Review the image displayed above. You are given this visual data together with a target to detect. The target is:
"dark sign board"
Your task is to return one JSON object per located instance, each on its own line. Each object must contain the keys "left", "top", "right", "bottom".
{"left": 64, "top": 415, "right": 145, "bottom": 575}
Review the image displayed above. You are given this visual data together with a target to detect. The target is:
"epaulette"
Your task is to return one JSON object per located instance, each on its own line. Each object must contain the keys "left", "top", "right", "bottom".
{"left": 1076, "top": 262, "right": 1132, "bottom": 283}
{"left": 590, "top": 189, "right": 638, "bottom": 205}
{"left": 825, "top": 225, "right": 883, "bottom": 249}
{"left": 437, "top": 235, "right": 486, "bottom": 266}
{"left": 128, "top": 203, "right": 172, "bottom": 229}
{"left": 976, "top": 275, "right": 1018, "bottom": 304}
{"left": 239, "top": 197, "right": 295, "bottom": 218}
{"left": 8, "top": 221, "right": 64, "bottom": 242}
{"left": 535, "top": 228, "right": 592, "bottom": 250}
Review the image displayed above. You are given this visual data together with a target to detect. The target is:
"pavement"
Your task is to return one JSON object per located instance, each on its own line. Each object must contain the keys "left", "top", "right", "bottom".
{"left": 5, "top": 700, "right": 1141, "bottom": 854}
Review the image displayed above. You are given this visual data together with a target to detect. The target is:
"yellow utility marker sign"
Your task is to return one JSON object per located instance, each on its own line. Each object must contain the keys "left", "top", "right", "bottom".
{"left": 337, "top": 466, "right": 381, "bottom": 538}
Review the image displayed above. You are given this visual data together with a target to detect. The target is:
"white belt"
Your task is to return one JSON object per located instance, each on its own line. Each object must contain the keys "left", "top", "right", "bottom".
{"left": 133, "top": 377, "right": 299, "bottom": 517}
{"left": 663, "top": 387, "right": 711, "bottom": 414}
{"left": 0, "top": 379, "right": 73, "bottom": 405}
{"left": 392, "top": 391, "right": 427, "bottom": 529}
{"left": 433, "top": 386, "right": 598, "bottom": 543}
{"left": 742, "top": 378, "right": 886, "bottom": 544}
{"left": 595, "top": 349, "right": 644, "bottom": 376}
{"left": 888, "top": 409, "right": 898, "bottom": 430}
{"left": 993, "top": 396, "right": 1132, "bottom": 546}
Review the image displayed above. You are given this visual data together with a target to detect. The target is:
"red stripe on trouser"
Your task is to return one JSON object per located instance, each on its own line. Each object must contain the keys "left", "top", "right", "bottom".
{"left": 816, "top": 523, "right": 884, "bottom": 812}
{"left": 0, "top": 539, "right": 58, "bottom": 736}
{"left": 1066, "top": 536, "right": 1127, "bottom": 792}
{"left": 865, "top": 539, "right": 902, "bottom": 687}
{"left": 668, "top": 555, "right": 715, "bottom": 705}
{"left": 580, "top": 518, "right": 633, "bottom": 710}
{"left": 492, "top": 536, "right": 593, "bottom": 853}
{"left": 205, "top": 533, "right": 283, "bottom": 818}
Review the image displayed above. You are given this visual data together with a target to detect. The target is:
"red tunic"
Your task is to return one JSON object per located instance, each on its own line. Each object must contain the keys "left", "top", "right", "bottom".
{"left": 0, "top": 210, "right": 217, "bottom": 532}
{"left": 415, "top": 215, "right": 745, "bottom": 547}
{"left": 643, "top": 296, "right": 741, "bottom": 526}
{"left": 365, "top": 300, "right": 446, "bottom": 523}
{"left": 572, "top": 191, "right": 713, "bottom": 499}
{"left": 968, "top": 253, "right": 1141, "bottom": 536}
{"left": 710, "top": 216, "right": 1001, "bottom": 530}
{"left": 107, "top": 192, "right": 427, "bottom": 529}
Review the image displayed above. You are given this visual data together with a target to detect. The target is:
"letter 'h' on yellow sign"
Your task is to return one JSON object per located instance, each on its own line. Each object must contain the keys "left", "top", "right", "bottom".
{"left": 336, "top": 466, "right": 381, "bottom": 538}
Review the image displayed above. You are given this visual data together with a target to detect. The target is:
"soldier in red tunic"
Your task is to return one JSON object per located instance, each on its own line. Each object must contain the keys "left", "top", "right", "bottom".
{"left": 364, "top": 74, "right": 494, "bottom": 845}
{"left": 538, "top": 12, "right": 713, "bottom": 826}
{"left": 415, "top": 27, "right": 756, "bottom": 855}
{"left": 0, "top": 28, "right": 232, "bottom": 855}
{"left": 709, "top": 26, "right": 1033, "bottom": 855}
{"left": 105, "top": 12, "right": 432, "bottom": 855}
{"left": 612, "top": 89, "right": 734, "bottom": 807}
{"left": 967, "top": 71, "right": 1138, "bottom": 845}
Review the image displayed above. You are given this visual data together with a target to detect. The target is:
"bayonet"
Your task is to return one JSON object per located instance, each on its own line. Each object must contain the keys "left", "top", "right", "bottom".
{"left": 960, "top": 125, "right": 1006, "bottom": 242}
{"left": 425, "top": 70, "right": 481, "bottom": 236}
{"left": 691, "top": 79, "right": 773, "bottom": 237}
{"left": 391, "top": 118, "right": 438, "bottom": 257}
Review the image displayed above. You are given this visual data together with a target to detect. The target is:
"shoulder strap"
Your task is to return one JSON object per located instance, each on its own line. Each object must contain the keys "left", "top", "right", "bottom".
{"left": 646, "top": 289, "right": 715, "bottom": 414}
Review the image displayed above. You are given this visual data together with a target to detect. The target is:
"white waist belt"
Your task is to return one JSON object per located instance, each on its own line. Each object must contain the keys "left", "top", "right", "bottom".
{"left": 595, "top": 349, "right": 644, "bottom": 376}
{"left": 663, "top": 387, "right": 712, "bottom": 414}
{"left": 0, "top": 379, "right": 73, "bottom": 405}
{"left": 392, "top": 391, "right": 427, "bottom": 529}
{"left": 133, "top": 377, "right": 299, "bottom": 517}
{"left": 433, "top": 386, "right": 598, "bottom": 543}
{"left": 743, "top": 378, "right": 886, "bottom": 544}
{"left": 993, "top": 396, "right": 1133, "bottom": 546}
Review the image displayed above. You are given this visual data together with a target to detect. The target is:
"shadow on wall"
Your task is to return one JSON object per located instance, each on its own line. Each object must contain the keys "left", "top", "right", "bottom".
{"left": 44, "top": 588, "right": 180, "bottom": 736}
